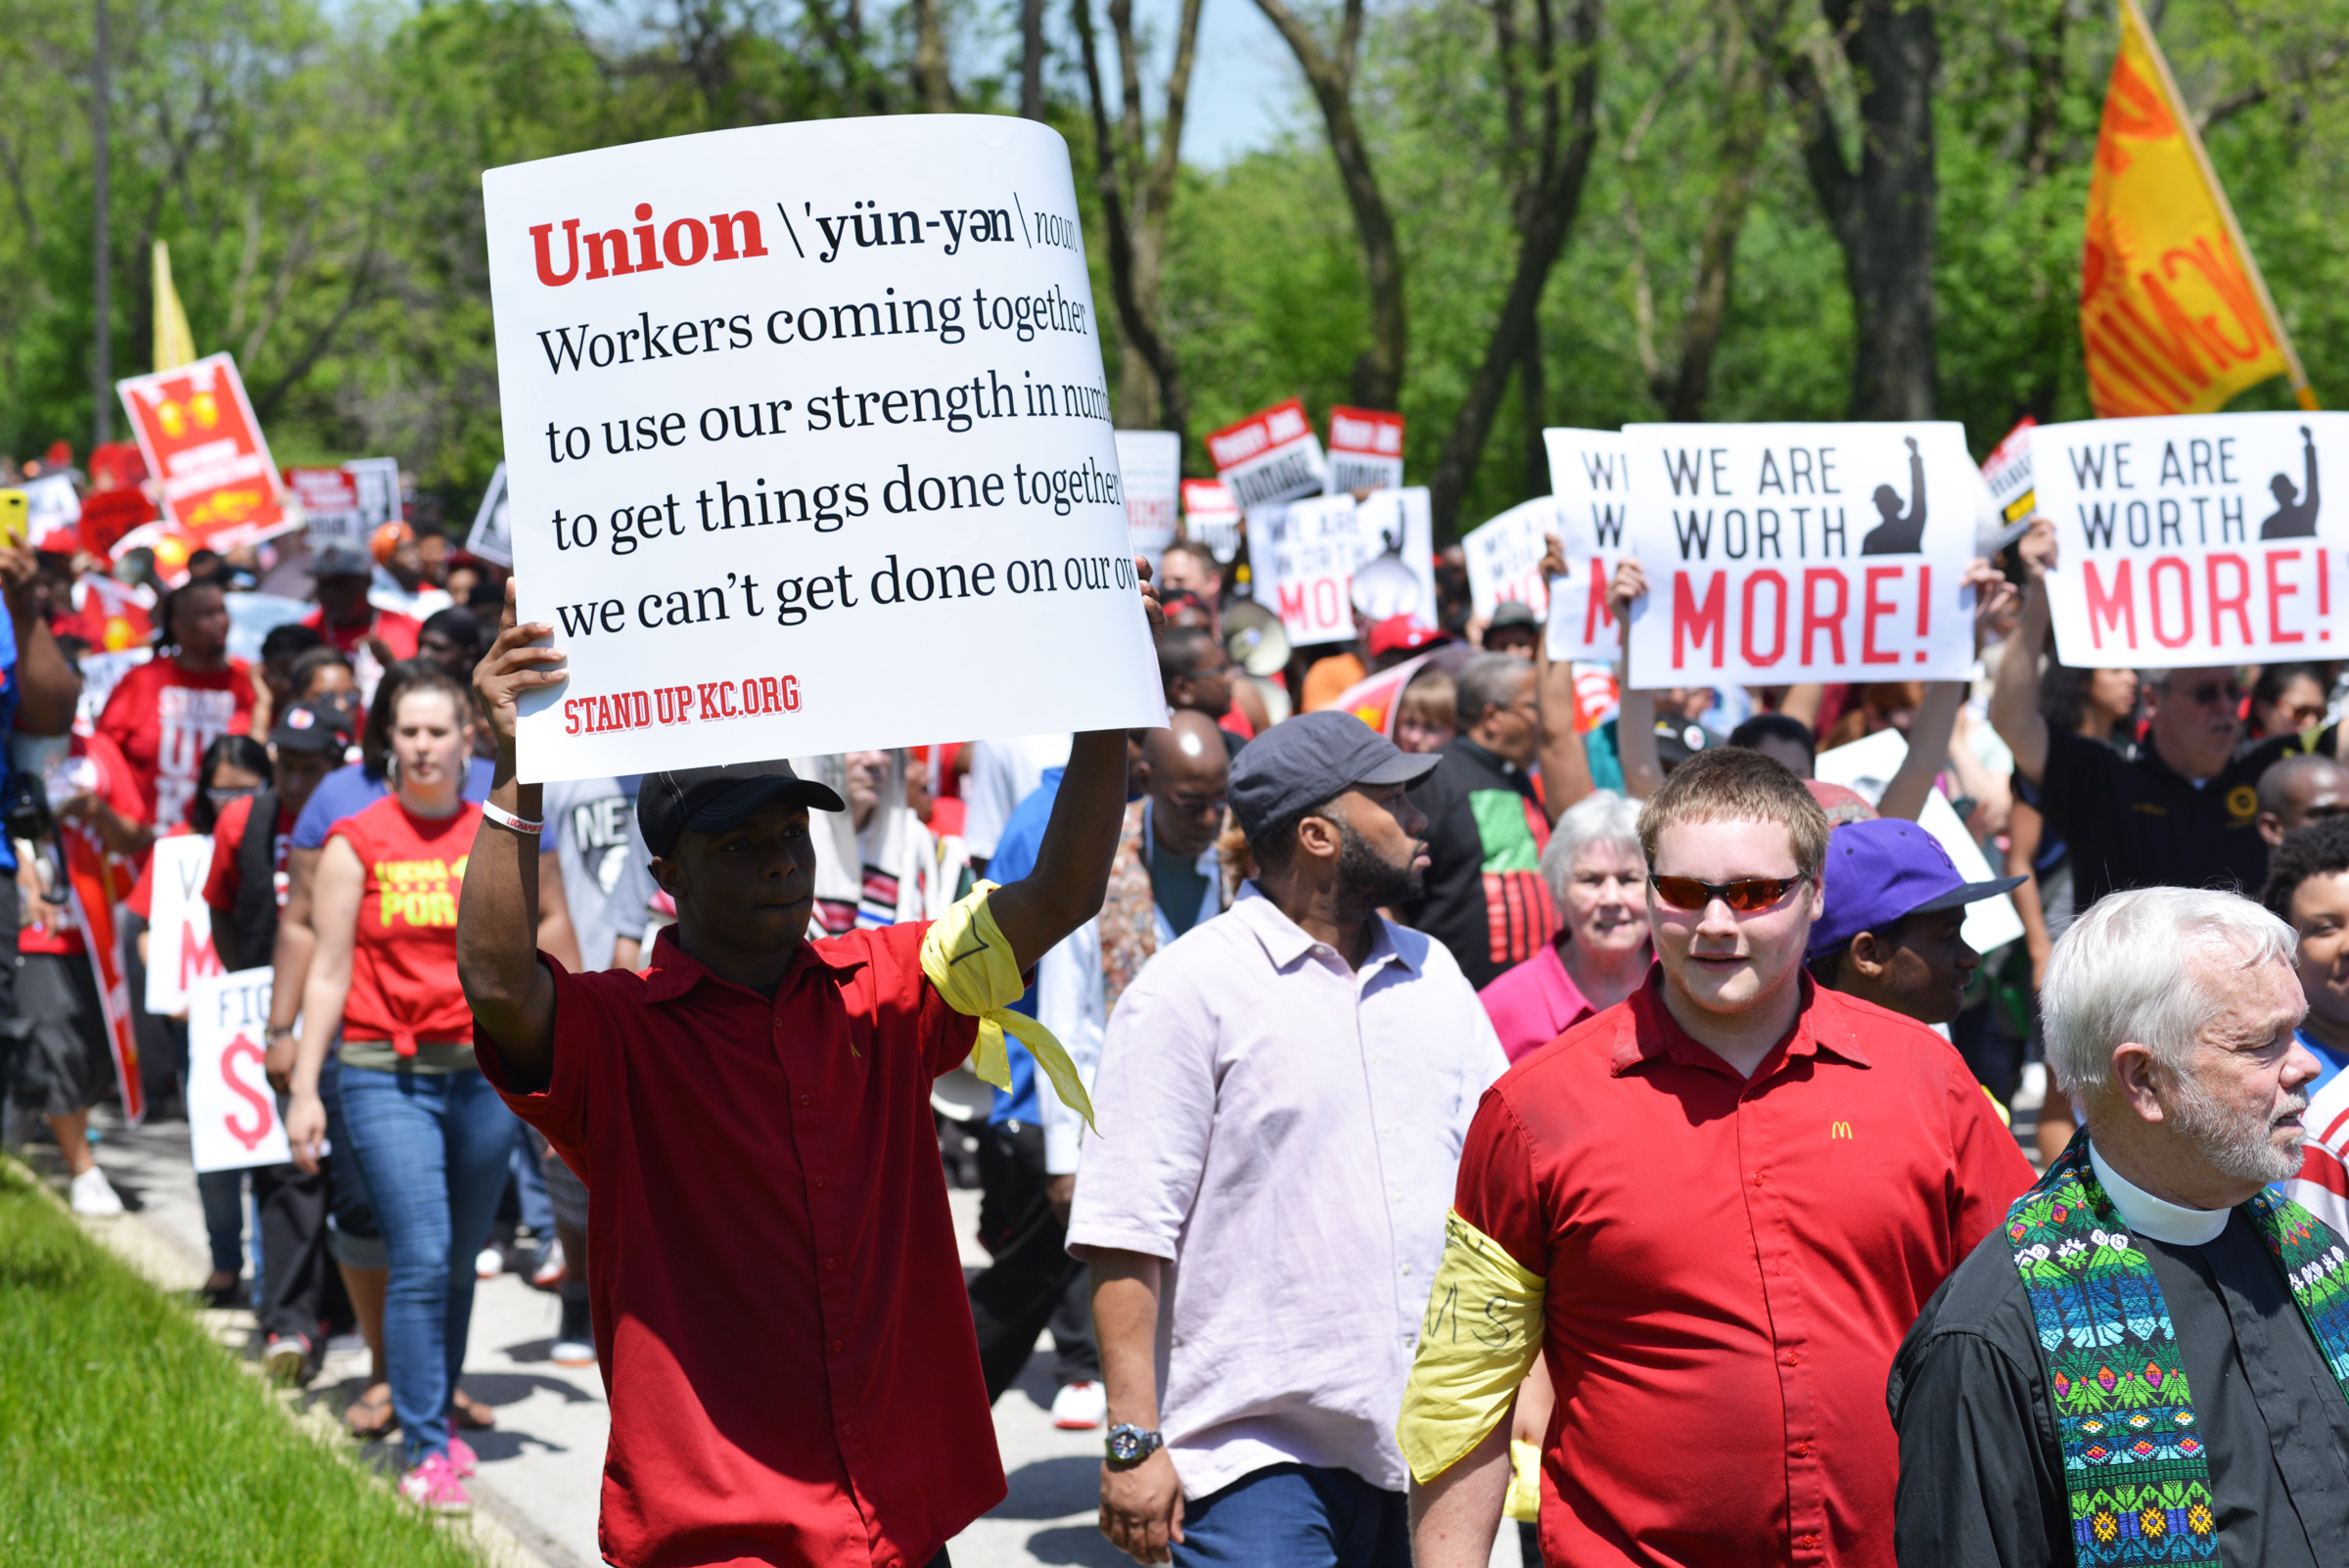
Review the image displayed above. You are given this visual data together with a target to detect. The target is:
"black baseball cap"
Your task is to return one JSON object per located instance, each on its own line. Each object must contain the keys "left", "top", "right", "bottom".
{"left": 1226, "top": 711, "right": 1439, "bottom": 839}
{"left": 638, "top": 759, "right": 845, "bottom": 857}
{"left": 269, "top": 698, "right": 353, "bottom": 755}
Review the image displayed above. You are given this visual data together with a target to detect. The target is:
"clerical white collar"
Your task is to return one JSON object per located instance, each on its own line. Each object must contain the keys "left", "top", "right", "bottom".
{"left": 2090, "top": 1142, "right": 2231, "bottom": 1246}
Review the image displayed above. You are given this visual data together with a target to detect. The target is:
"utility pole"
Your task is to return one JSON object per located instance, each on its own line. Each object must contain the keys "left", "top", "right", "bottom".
{"left": 91, "top": 0, "right": 113, "bottom": 447}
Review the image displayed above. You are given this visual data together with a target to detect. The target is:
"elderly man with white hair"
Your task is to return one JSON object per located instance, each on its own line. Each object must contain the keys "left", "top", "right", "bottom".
{"left": 1889, "top": 886, "right": 2349, "bottom": 1567}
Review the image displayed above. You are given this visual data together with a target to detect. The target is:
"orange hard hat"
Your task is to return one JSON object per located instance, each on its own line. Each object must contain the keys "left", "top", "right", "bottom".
{"left": 371, "top": 520, "right": 414, "bottom": 565}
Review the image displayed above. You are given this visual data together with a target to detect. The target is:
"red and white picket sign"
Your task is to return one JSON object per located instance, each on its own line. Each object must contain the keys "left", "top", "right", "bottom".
{"left": 1255, "top": 494, "right": 1366, "bottom": 645}
{"left": 1326, "top": 406, "right": 1405, "bottom": 495}
{"left": 1624, "top": 422, "right": 1979, "bottom": 686}
{"left": 1981, "top": 416, "right": 2037, "bottom": 528}
{"left": 1206, "top": 398, "right": 1330, "bottom": 510}
{"left": 2034, "top": 411, "right": 2348, "bottom": 669}
{"left": 1180, "top": 478, "right": 1242, "bottom": 563}
{"left": 1461, "top": 498, "right": 1559, "bottom": 620}
{"left": 288, "top": 465, "right": 363, "bottom": 544}
{"left": 187, "top": 968, "right": 290, "bottom": 1173}
{"left": 1543, "top": 427, "right": 1632, "bottom": 662}
{"left": 115, "top": 353, "right": 290, "bottom": 548}
{"left": 144, "top": 834, "right": 222, "bottom": 1015}
{"left": 1115, "top": 430, "right": 1181, "bottom": 567}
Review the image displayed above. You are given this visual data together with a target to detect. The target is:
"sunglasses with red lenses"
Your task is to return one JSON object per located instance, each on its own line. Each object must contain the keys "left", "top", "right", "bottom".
{"left": 1647, "top": 873, "right": 1807, "bottom": 914}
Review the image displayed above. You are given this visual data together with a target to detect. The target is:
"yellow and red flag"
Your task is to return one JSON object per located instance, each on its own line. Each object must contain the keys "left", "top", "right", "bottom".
{"left": 2080, "top": 0, "right": 2316, "bottom": 416}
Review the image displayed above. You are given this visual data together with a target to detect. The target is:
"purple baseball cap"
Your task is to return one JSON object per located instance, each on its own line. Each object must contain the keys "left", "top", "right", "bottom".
{"left": 1806, "top": 817, "right": 2024, "bottom": 961}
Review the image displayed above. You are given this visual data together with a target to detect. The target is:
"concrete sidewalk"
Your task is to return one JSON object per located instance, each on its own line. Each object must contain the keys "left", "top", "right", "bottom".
{"left": 60, "top": 1105, "right": 1519, "bottom": 1568}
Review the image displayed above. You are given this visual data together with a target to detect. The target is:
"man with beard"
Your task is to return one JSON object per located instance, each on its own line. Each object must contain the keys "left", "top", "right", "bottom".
{"left": 1072, "top": 711, "right": 1507, "bottom": 1566}
{"left": 1891, "top": 886, "right": 2349, "bottom": 1566}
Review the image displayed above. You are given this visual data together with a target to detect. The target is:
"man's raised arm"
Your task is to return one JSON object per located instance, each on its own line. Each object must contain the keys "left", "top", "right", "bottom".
{"left": 457, "top": 581, "right": 569, "bottom": 1091}
{"left": 988, "top": 560, "right": 1162, "bottom": 972}
{"left": 1989, "top": 517, "right": 2054, "bottom": 786}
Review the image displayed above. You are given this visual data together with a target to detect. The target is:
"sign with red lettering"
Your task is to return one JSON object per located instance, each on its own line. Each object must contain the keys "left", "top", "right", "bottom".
{"left": 1256, "top": 494, "right": 1366, "bottom": 645}
{"left": 1206, "top": 398, "right": 1330, "bottom": 509}
{"left": 482, "top": 116, "right": 1163, "bottom": 782}
{"left": 115, "top": 354, "right": 290, "bottom": 548}
{"left": 2034, "top": 411, "right": 2349, "bottom": 669}
{"left": 1115, "top": 430, "right": 1180, "bottom": 567}
{"left": 1180, "top": 478, "right": 1241, "bottom": 563}
{"left": 288, "top": 466, "right": 363, "bottom": 546}
{"left": 144, "top": 834, "right": 222, "bottom": 1015}
{"left": 1326, "top": 406, "right": 1404, "bottom": 495}
{"left": 188, "top": 968, "right": 289, "bottom": 1173}
{"left": 1462, "top": 498, "right": 1559, "bottom": 620}
{"left": 1623, "top": 423, "right": 1978, "bottom": 686}
{"left": 1543, "top": 427, "right": 1632, "bottom": 662}
{"left": 1981, "top": 416, "right": 2037, "bottom": 528}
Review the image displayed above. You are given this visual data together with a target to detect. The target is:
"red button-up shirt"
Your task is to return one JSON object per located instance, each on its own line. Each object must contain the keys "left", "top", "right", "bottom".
{"left": 1457, "top": 974, "right": 2032, "bottom": 1568}
{"left": 477, "top": 922, "right": 993, "bottom": 1568}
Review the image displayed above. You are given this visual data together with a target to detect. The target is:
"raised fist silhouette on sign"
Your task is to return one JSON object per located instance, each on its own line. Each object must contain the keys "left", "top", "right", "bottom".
{"left": 1861, "top": 437, "right": 1928, "bottom": 556}
{"left": 2259, "top": 425, "right": 2321, "bottom": 539}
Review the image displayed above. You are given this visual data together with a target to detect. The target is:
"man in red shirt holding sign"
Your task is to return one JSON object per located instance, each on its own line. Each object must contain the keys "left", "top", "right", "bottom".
{"left": 1403, "top": 749, "right": 2033, "bottom": 1568}
{"left": 457, "top": 573, "right": 1160, "bottom": 1568}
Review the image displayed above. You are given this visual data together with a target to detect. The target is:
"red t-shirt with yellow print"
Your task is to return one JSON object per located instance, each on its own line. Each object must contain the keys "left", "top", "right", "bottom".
{"left": 331, "top": 795, "right": 480, "bottom": 1054}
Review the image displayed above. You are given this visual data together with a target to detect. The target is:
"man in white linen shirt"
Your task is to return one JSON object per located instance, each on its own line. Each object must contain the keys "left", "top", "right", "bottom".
{"left": 1069, "top": 711, "right": 1509, "bottom": 1568}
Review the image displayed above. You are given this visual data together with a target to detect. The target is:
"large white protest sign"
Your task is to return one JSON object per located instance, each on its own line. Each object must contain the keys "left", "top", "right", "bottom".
{"left": 467, "top": 462, "right": 514, "bottom": 567}
{"left": 1327, "top": 406, "right": 1404, "bottom": 495}
{"left": 187, "top": 968, "right": 290, "bottom": 1173}
{"left": 23, "top": 473, "right": 80, "bottom": 546}
{"left": 1114, "top": 430, "right": 1179, "bottom": 567}
{"left": 144, "top": 834, "right": 221, "bottom": 1015}
{"left": 1623, "top": 423, "right": 1978, "bottom": 687}
{"left": 1256, "top": 494, "right": 1364, "bottom": 645}
{"left": 1206, "top": 398, "right": 1329, "bottom": 509}
{"left": 1543, "top": 427, "right": 1631, "bottom": 662}
{"left": 1461, "top": 498, "right": 1559, "bottom": 620}
{"left": 2033, "top": 412, "right": 2349, "bottom": 669}
{"left": 1351, "top": 487, "right": 1437, "bottom": 627}
{"left": 482, "top": 116, "right": 1164, "bottom": 782}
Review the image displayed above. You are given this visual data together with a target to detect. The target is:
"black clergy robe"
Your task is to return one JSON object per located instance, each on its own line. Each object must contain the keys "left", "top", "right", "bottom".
{"left": 1886, "top": 1209, "right": 2349, "bottom": 1567}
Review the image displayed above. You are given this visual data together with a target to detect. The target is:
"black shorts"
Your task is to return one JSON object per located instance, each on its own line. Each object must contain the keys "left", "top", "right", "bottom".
{"left": 8, "top": 946, "right": 115, "bottom": 1120}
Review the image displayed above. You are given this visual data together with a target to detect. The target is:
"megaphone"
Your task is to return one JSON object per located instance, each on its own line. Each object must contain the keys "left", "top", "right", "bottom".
{"left": 1222, "top": 599, "right": 1291, "bottom": 677}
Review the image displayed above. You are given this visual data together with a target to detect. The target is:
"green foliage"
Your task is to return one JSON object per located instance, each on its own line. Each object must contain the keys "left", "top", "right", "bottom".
{"left": 0, "top": 1164, "right": 482, "bottom": 1567}
{"left": 1, "top": 0, "right": 2345, "bottom": 534}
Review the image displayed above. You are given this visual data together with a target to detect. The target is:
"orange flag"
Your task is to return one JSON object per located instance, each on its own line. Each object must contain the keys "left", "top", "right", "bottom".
{"left": 2080, "top": 0, "right": 2317, "bottom": 416}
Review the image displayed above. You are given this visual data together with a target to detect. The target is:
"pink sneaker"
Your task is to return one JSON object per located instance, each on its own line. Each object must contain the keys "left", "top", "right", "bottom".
{"left": 398, "top": 1453, "right": 472, "bottom": 1513}
{"left": 446, "top": 1435, "right": 478, "bottom": 1477}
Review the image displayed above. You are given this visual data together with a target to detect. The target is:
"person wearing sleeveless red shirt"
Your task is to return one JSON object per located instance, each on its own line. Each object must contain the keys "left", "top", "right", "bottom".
{"left": 95, "top": 576, "right": 256, "bottom": 834}
{"left": 282, "top": 665, "right": 502, "bottom": 1512}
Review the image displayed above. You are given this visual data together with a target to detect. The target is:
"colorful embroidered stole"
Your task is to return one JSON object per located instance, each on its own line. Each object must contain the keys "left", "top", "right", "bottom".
{"left": 2004, "top": 1133, "right": 2349, "bottom": 1563}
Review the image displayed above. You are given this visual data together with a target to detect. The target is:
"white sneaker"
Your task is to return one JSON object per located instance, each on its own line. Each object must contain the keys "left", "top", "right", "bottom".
{"left": 1051, "top": 1379, "right": 1107, "bottom": 1430}
{"left": 69, "top": 1165, "right": 123, "bottom": 1218}
{"left": 476, "top": 1245, "right": 504, "bottom": 1279}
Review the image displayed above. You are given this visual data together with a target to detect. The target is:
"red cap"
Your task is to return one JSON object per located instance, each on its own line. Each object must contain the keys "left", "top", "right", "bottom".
{"left": 1367, "top": 616, "right": 1445, "bottom": 658}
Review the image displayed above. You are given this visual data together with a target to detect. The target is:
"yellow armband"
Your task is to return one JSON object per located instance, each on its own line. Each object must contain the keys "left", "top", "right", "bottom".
{"left": 1395, "top": 1209, "right": 1546, "bottom": 1485}
{"left": 1504, "top": 1440, "right": 1542, "bottom": 1523}
{"left": 919, "top": 882, "right": 1095, "bottom": 1132}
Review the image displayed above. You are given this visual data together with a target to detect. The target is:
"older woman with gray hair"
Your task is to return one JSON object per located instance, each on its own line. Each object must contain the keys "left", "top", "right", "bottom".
{"left": 1478, "top": 789, "right": 1649, "bottom": 1062}
{"left": 1890, "top": 886, "right": 2349, "bottom": 1568}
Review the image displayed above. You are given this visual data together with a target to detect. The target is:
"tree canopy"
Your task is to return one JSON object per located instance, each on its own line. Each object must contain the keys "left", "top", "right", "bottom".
{"left": 3, "top": 0, "right": 2344, "bottom": 536}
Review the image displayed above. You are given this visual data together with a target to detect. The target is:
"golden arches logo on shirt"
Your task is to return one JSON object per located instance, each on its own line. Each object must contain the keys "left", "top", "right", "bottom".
{"left": 376, "top": 854, "right": 467, "bottom": 929}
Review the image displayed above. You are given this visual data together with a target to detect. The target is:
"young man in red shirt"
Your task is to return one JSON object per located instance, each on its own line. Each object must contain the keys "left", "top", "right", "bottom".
{"left": 1404, "top": 747, "right": 2035, "bottom": 1568}
{"left": 458, "top": 576, "right": 1158, "bottom": 1568}
{"left": 95, "top": 576, "right": 255, "bottom": 833}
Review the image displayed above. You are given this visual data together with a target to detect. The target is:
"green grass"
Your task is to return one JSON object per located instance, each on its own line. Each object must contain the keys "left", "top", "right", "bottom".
{"left": 0, "top": 1163, "right": 482, "bottom": 1568}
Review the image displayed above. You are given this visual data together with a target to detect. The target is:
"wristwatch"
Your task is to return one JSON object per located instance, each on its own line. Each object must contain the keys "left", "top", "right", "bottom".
{"left": 1104, "top": 1423, "right": 1163, "bottom": 1470}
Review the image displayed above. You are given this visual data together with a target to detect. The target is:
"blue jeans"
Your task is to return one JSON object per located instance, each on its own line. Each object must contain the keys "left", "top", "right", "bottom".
{"left": 338, "top": 1065, "right": 513, "bottom": 1466}
{"left": 1173, "top": 1464, "right": 1409, "bottom": 1568}
{"left": 318, "top": 1051, "right": 385, "bottom": 1269}
{"left": 509, "top": 1120, "right": 554, "bottom": 1236}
